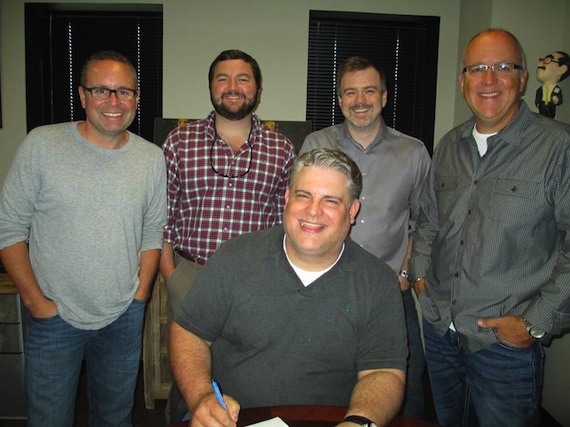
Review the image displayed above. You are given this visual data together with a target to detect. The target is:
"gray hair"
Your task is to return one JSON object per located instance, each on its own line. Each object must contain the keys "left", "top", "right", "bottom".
{"left": 290, "top": 148, "right": 362, "bottom": 202}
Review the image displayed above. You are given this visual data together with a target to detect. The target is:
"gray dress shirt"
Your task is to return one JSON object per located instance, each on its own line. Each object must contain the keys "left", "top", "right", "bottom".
{"left": 409, "top": 102, "right": 570, "bottom": 353}
{"left": 301, "top": 119, "right": 431, "bottom": 271}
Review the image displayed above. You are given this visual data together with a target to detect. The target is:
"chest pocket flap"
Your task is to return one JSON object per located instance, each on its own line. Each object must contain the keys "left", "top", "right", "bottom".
{"left": 493, "top": 178, "right": 539, "bottom": 199}
{"left": 434, "top": 175, "right": 459, "bottom": 192}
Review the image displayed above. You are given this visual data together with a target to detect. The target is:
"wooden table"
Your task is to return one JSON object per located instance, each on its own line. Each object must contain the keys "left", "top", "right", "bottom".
{"left": 171, "top": 405, "right": 440, "bottom": 427}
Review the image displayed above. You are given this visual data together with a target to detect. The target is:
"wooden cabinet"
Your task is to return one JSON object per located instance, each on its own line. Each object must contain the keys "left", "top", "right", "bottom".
{"left": 142, "top": 274, "right": 173, "bottom": 409}
{"left": 0, "top": 275, "right": 26, "bottom": 419}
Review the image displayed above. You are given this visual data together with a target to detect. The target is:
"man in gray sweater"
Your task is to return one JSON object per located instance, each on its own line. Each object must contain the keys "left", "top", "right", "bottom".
{"left": 0, "top": 51, "right": 166, "bottom": 427}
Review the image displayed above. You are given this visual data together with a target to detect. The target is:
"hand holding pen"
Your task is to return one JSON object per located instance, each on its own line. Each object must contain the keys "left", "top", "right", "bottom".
{"left": 212, "top": 379, "right": 228, "bottom": 410}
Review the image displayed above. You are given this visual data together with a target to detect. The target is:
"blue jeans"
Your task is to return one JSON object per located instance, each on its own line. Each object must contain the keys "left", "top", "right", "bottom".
{"left": 423, "top": 320, "right": 543, "bottom": 427}
{"left": 25, "top": 299, "right": 146, "bottom": 427}
{"left": 400, "top": 288, "right": 426, "bottom": 419}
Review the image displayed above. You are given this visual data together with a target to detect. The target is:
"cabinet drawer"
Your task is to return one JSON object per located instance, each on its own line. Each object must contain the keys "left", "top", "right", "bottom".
{"left": 0, "top": 294, "right": 19, "bottom": 323}
{"left": 0, "top": 354, "right": 26, "bottom": 417}
{"left": 0, "top": 324, "right": 22, "bottom": 353}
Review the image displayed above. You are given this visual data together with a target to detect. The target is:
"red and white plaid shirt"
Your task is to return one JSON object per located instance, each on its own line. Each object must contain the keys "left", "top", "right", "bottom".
{"left": 163, "top": 111, "right": 296, "bottom": 260}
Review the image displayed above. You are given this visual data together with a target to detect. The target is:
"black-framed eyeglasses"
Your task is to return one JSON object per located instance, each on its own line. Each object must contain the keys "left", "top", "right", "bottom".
{"left": 462, "top": 62, "right": 523, "bottom": 76}
{"left": 539, "top": 55, "right": 560, "bottom": 65}
{"left": 210, "top": 140, "right": 253, "bottom": 178}
{"left": 83, "top": 86, "right": 138, "bottom": 101}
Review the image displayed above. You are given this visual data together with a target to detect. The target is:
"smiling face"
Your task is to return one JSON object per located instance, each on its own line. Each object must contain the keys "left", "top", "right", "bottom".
{"left": 210, "top": 59, "right": 260, "bottom": 121}
{"left": 78, "top": 59, "right": 139, "bottom": 147}
{"left": 283, "top": 165, "right": 360, "bottom": 271}
{"left": 459, "top": 31, "right": 528, "bottom": 134}
{"left": 338, "top": 67, "right": 387, "bottom": 134}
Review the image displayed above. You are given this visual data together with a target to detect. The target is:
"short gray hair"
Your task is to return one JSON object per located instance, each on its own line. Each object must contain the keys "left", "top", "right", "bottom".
{"left": 290, "top": 149, "right": 362, "bottom": 202}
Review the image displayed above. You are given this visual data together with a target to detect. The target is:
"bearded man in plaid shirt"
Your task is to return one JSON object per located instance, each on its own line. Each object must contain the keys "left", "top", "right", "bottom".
{"left": 160, "top": 49, "right": 296, "bottom": 423}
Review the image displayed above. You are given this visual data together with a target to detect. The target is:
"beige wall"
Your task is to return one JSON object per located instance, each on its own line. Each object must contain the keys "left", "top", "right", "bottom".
{"left": 1, "top": 0, "right": 570, "bottom": 424}
{"left": 0, "top": 0, "right": 461, "bottom": 184}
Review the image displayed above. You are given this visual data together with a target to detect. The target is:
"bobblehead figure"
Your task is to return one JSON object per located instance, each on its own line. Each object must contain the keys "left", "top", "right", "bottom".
{"left": 535, "top": 51, "right": 569, "bottom": 118}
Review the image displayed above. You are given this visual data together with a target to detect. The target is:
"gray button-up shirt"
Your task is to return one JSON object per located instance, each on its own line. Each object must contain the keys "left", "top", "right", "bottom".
{"left": 409, "top": 102, "right": 570, "bottom": 353}
{"left": 301, "top": 119, "right": 430, "bottom": 271}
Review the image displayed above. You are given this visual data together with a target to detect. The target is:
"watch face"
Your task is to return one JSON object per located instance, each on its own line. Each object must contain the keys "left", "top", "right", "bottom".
{"left": 522, "top": 317, "right": 546, "bottom": 339}
{"left": 530, "top": 327, "right": 546, "bottom": 339}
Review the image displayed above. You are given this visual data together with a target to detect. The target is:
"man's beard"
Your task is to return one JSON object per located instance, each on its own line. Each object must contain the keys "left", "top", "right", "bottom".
{"left": 211, "top": 90, "right": 259, "bottom": 121}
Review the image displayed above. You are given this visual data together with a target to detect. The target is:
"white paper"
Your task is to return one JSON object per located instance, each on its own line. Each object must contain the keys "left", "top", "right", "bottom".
{"left": 245, "top": 416, "right": 289, "bottom": 427}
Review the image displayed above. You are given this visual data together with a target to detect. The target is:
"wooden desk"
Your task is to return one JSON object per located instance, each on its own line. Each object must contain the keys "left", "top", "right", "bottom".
{"left": 171, "top": 405, "right": 440, "bottom": 427}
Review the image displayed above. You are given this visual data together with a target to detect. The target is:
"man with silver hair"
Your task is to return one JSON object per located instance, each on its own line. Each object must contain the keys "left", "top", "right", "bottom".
{"left": 170, "top": 148, "right": 407, "bottom": 427}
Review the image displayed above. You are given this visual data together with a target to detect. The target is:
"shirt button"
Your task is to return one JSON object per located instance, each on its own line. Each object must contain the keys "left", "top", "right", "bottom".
{"left": 468, "top": 209, "right": 472, "bottom": 215}
{"left": 452, "top": 299, "right": 457, "bottom": 305}
{"left": 360, "top": 219, "right": 365, "bottom": 224}
{"left": 454, "top": 272, "right": 459, "bottom": 277}
{"left": 474, "top": 179, "right": 479, "bottom": 185}
{"left": 460, "top": 240, "right": 464, "bottom": 245}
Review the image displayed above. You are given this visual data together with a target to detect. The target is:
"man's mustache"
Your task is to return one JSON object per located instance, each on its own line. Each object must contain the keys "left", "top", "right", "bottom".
{"left": 222, "top": 90, "right": 245, "bottom": 97}
{"left": 350, "top": 103, "right": 373, "bottom": 111}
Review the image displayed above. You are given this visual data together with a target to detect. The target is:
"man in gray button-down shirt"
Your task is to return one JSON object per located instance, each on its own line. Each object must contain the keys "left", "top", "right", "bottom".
{"left": 301, "top": 56, "right": 431, "bottom": 419}
{"left": 408, "top": 28, "right": 570, "bottom": 427}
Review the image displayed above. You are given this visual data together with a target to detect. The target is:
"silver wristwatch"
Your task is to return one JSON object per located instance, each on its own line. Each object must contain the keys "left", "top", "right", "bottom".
{"left": 521, "top": 317, "right": 546, "bottom": 340}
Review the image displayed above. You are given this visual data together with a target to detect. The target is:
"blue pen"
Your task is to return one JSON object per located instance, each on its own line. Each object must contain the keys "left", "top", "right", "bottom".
{"left": 212, "top": 379, "right": 228, "bottom": 410}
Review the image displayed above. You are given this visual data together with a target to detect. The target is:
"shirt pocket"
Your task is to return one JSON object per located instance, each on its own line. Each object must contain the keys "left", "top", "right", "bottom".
{"left": 490, "top": 178, "right": 540, "bottom": 223}
{"left": 434, "top": 175, "right": 460, "bottom": 218}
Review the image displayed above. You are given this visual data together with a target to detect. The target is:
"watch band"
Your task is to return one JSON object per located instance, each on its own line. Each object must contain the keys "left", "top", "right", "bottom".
{"left": 344, "top": 415, "right": 376, "bottom": 427}
{"left": 409, "top": 277, "right": 424, "bottom": 288}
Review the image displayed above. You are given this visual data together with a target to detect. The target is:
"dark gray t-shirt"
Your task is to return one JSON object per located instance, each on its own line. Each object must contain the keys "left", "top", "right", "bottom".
{"left": 176, "top": 225, "right": 407, "bottom": 408}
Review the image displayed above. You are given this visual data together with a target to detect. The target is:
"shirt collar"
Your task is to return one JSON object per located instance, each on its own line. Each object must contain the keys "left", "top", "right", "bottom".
{"left": 205, "top": 110, "right": 262, "bottom": 145}
{"left": 340, "top": 116, "right": 388, "bottom": 150}
{"left": 461, "top": 101, "right": 531, "bottom": 148}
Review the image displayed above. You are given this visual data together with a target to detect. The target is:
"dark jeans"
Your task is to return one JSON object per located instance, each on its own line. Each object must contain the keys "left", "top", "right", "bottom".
{"left": 400, "top": 288, "right": 426, "bottom": 419}
{"left": 25, "top": 300, "right": 146, "bottom": 427}
{"left": 423, "top": 320, "right": 543, "bottom": 427}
